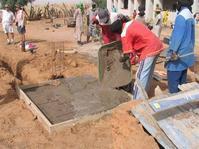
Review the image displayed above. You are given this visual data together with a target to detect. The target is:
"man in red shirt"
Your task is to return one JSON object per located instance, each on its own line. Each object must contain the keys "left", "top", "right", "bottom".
{"left": 92, "top": 9, "right": 121, "bottom": 44}
{"left": 111, "top": 20, "right": 164, "bottom": 100}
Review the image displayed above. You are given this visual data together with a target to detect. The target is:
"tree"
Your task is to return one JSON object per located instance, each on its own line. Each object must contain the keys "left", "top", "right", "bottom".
{"left": 92, "top": 0, "right": 107, "bottom": 9}
{"left": 0, "top": 0, "right": 35, "bottom": 10}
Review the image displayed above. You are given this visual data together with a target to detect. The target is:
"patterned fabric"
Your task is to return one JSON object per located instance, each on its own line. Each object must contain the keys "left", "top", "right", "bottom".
{"left": 133, "top": 55, "right": 158, "bottom": 100}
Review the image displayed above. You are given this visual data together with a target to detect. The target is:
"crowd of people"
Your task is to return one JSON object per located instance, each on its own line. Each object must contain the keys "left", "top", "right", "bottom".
{"left": 74, "top": 0, "right": 196, "bottom": 99}
{"left": 0, "top": 4, "right": 27, "bottom": 51}
{"left": 0, "top": 0, "right": 197, "bottom": 100}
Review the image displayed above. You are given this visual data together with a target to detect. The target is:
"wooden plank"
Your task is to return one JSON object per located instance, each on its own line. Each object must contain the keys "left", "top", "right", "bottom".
{"left": 178, "top": 82, "right": 199, "bottom": 91}
{"left": 149, "top": 89, "right": 199, "bottom": 112}
{"left": 16, "top": 85, "right": 53, "bottom": 133}
{"left": 157, "top": 103, "right": 199, "bottom": 149}
{"left": 131, "top": 102, "right": 176, "bottom": 149}
{"left": 19, "top": 79, "right": 61, "bottom": 90}
{"left": 153, "top": 102, "right": 199, "bottom": 121}
{"left": 16, "top": 78, "right": 132, "bottom": 133}
{"left": 50, "top": 109, "right": 113, "bottom": 133}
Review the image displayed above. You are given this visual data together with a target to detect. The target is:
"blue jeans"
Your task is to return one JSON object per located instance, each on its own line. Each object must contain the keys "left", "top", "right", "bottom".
{"left": 167, "top": 69, "right": 187, "bottom": 93}
{"left": 133, "top": 56, "right": 158, "bottom": 100}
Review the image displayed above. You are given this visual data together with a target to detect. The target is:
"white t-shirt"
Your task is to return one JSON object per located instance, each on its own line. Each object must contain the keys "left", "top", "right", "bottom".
{"left": 1, "top": 10, "right": 15, "bottom": 24}
{"left": 154, "top": 13, "right": 162, "bottom": 27}
{"left": 16, "top": 10, "right": 25, "bottom": 27}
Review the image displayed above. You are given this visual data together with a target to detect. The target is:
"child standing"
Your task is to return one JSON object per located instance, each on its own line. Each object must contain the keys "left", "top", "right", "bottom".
{"left": 15, "top": 4, "right": 27, "bottom": 51}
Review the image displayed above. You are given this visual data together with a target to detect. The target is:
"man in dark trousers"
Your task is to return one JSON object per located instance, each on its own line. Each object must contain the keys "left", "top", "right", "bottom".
{"left": 166, "top": 0, "right": 195, "bottom": 93}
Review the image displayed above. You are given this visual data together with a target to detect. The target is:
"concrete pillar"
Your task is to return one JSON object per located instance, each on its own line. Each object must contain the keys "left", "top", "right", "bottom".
{"left": 118, "top": 0, "right": 123, "bottom": 9}
{"left": 192, "top": 0, "right": 199, "bottom": 14}
{"left": 128, "top": 0, "right": 134, "bottom": 15}
{"left": 134, "top": 0, "right": 139, "bottom": 11}
{"left": 114, "top": 0, "right": 119, "bottom": 10}
{"left": 145, "top": 0, "right": 154, "bottom": 21}
{"left": 107, "top": 0, "right": 113, "bottom": 12}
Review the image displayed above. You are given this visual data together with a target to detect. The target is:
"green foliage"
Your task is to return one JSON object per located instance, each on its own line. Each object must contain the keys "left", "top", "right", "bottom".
{"left": 93, "top": 0, "right": 107, "bottom": 9}
{"left": 0, "top": 0, "right": 7, "bottom": 8}
{"left": 6, "top": 0, "right": 15, "bottom": 9}
{"left": 0, "top": 0, "right": 34, "bottom": 9}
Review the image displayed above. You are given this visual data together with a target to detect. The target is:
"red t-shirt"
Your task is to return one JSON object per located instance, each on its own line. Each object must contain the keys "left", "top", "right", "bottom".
{"left": 121, "top": 20, "right": 163, "bottom": 64}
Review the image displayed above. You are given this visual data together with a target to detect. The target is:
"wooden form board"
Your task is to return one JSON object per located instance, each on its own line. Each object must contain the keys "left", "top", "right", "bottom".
{"left": 150, "top": 89, "right": 199, "bottom": 112}
{"left": 16, "top": 78, "right": 130, "bottom": 133}
{"left": 17, "top": 83, "right": 116, "bottom": 133}
{"left": 154, "top": 102, "right": 199, "bottom": 149}
{"left": 132, "top": 102, "right": 176, "bottom": 149}
{"left": 16, "top": 84, "right": 52, "bottom": 132}
{"left": 132, "top": 86, "right": 199, "bottom": 149}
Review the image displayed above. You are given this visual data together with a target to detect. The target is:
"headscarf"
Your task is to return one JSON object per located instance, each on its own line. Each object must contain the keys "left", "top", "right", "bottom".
{"left": 79, "top": 3, "right": 84, "bottom": 13}
{"left": 76, "top": 3, "right": 84, "bottom": 13}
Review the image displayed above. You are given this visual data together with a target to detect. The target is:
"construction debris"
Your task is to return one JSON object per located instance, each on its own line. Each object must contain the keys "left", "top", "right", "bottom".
{"left": 16, "top": 41, "right": 133, "bottom": 133}
{"left": 132, "top": 84, "right": 199, "bottom": 149}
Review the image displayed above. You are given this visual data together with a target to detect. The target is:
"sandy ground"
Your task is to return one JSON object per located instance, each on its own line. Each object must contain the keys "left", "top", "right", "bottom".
{"left": 0, "top": 19, "right": 159, "bottom": 149}
{"left": 0, "top": 21, "right": 159, "bottom": 149}
{"left": 0, "top": 18, "right": 197, "bottom": 148}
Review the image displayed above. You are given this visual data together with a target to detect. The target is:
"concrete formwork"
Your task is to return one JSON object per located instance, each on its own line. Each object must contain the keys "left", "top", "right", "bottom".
{"left": 17, "top": 76, "right": 130, "bottom": 133}
{"left": 16, "top": 41, "right": 132, "bottom": 133}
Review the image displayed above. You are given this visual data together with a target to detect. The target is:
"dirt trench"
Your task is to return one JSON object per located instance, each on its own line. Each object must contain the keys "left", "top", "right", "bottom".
{"left": 0, "top": 48, "right": 50, "bottom": 105}
{"left": 0, "top": 53, "right": 160, "bottom": 149}
{"left": 0, "top": 60, "right": 15, "bottom": 104}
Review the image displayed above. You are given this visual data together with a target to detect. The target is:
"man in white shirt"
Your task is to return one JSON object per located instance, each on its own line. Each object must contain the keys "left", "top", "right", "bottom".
{"left": 16, "top": 4, "right": 27, "bottom": 51}
{"left": 153, "top": 7, "right": 163, "bottom": 37}
{"left": 1, "top": 4, "right": 15, "bottom": 44}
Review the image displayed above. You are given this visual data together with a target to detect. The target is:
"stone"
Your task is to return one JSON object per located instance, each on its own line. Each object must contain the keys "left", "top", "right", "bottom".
{"left": 70, "top": 60, "right": 78, "bottom": 68}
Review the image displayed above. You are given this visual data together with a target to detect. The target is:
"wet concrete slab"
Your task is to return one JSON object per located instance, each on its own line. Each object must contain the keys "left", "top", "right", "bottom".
{"left": 23, "top": 76, "right": 130, "bottom": 124}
